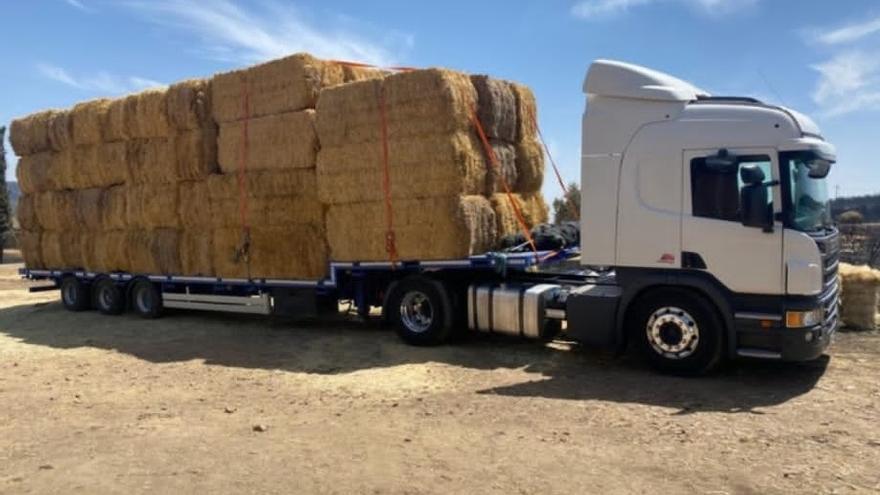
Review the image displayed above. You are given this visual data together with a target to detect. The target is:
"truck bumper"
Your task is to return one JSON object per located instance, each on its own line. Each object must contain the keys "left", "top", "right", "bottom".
{"left": 734, "top": 304, "right": 838, "bottom": 362}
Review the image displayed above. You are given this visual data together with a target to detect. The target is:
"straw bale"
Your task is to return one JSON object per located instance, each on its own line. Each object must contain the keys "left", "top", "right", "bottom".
{"left": 484, "top": 140, "right": 518, "bottom": 195}
{"left": 212, "top": 53, "right": 346, "bottom": 123}
{"left": 176, "top": 129, "right": 219, "bottom": 180}
{"left": 218, "top": 110, "right": 317, "bottom": 173}
{"left": 9, "top": 110, "right": 54, "bottom": 156}
{"left": 18, "top": 230, "right": 44, "bottom": 269}
{"left": 127, "top": 138, "right": 177, "bottom": 184}
{"left": 71, "top": 99, "right": 111, "bottom": 145}
{"left": 206, "top": 170, "right": 322, "bottom": 228}
{"left": 48, "top": 110, "right": 73, "bottom": 151}
{"left": 74, "top": 188, "right": 104, "bottom": 230}
{"left": 315, "top": 69, "right": 477, "bottom": 148}
{"left": 178, "top": 181, "right": 212, "bottom": 229}
{"left": 167, "top": 79, "right": 213, "bottom": 131}
{"left": 180, "top": 230, "right": 214, "bottom": 276}
{"left": 515, "top": 139, "right": 545, "bottom": 193}
{"left": 212, "top": 225, "right": 328, "bottom": 280}
{"left": 511, "top": 83, "right": 538, "bottom": 143}
{"left": 104, "top": 97, "right": 128, "bottom": 141}
{"left": 342, "top": 65, "right": 387, "bottom": 83}
{"left": 101, "top": 186, "right": 128, "bottom": 230}
{"left": 325, "top": 195, "right": 496, "bottom": 261}
{"left": 89, "top": 231, "right": 130, "bottom": 273}
{"left": 126, "top": 183, "right": 180, "bottom": 229}
{"left": 41, "top": 231, "right": 87, "bottom": 270}
{"left": 127, "top": 229, "right": 181, "bottom": 275}
{"left": 471, "top": 75, "right": 517, "bottom": 142}
{"left": 490, "top": 192, "right": 549, "bottom": 240}
{"left": 16, "top": 152, "right": 59, "bottom": 194}
{"left": 124, "top": 89, "right": 171, "bottom": 139}
{"left": 95, "top": 142, "right": 129, "bottom": 187}
{"left": 317, "top": 132, "right": 486, "bottom": 204}
{"left": 16, "top": 194, "right": 39, "bottom": 231}
{"left": 34, "top": 191, "right": 77, "bottom": 231}
{"left": 839, "top": 263, "right": 880, "bottom": 330}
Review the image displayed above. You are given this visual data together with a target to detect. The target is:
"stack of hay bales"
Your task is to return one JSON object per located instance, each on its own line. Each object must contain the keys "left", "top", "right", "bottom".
{"left": 13, "top": 52, "right": 549, "bottom": 280}
{"left": 315, "top": 69, "right": 547, "bottom": 261}
{"left": 839, "top": 263, "right": 880, "bottom": 331}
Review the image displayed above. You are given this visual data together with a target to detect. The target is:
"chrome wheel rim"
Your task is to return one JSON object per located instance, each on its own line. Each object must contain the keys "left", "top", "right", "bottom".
{"left": 400, "top": 291, "right": 433, "bottom": 333}
{"left": 646, "top": 306, "right": 700, "bottom": 359}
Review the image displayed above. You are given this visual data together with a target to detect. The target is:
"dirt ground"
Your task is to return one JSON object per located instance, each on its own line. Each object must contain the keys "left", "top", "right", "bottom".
{"left": 1, "top": 250, "right": 879, "bottom": 494}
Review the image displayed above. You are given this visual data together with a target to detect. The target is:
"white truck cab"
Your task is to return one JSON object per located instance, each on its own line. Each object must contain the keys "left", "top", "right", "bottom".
{"left": 566, "top": 60, "right": 839, "bottom": 371}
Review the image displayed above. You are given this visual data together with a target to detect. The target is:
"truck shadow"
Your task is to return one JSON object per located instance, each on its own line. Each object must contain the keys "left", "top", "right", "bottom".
{"left": 0, "top": 300, "right": 828, "bottom": 414}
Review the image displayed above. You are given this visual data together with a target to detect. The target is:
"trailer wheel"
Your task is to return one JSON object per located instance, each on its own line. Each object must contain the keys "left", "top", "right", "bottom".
{"left": 629, "top": 288, "right": 723, "bottom": 375}
{"left": 130, "top": 279, "right": 163, "bottom": 319}
{"left": 60, "top": 276, "right": 90, "bottom": 312}
{"left": 386, "top": 276, "right": 453, "bottom": 346}
{"left": 93, "top": 278, "right": 125, "bottom": 315}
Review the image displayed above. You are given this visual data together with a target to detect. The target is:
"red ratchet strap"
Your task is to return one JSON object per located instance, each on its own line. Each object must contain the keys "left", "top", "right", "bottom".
{"left": 530, "top": 112, "right": 577, "bottom": 221}
{"left": 235, "top": 79, "right": 252, "bottom": 270}
{"left": 469, "top": 106, "right": 539, "bottom": 261}
{"left": 377, "top": 84, "right": 399, "bottom": 266}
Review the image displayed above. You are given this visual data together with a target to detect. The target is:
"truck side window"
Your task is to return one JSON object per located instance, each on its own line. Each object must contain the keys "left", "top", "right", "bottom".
{"left": 691, "top": 155, "right": 773, "bottom": 222}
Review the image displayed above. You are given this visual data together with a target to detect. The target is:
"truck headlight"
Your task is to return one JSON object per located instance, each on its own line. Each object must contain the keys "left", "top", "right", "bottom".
{"left": 785, "top": 308, "right": 823, "bottom": 328}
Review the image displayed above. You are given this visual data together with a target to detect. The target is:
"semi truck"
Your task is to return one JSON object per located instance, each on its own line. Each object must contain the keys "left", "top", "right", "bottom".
{"left": 21, "top": 60, "right": 840, "bottom": 374}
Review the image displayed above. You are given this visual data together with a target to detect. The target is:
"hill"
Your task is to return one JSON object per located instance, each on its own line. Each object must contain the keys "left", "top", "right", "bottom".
{"left": 831, "top": 194, "right": 880, "bottom": 223}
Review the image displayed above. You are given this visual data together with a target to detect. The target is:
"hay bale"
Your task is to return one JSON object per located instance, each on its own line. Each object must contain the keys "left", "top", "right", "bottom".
{"left": 212, "top": 225, "right": 328, "bottom": 280}
{"left": 127, "top": 229, "right": 181, "bottom": 275}
{"left": 471, "top": 75, "right": 517, "bottom": 142}
{"left": 95, "top": 142, "right": 129, "bottom": 187}
{"left": 212, "top": 53, "right": 346, "bottom": 123}
{"left": 41, "top": 231, "right": 86, "bottom": 270}
{"left": 326, "top": 195, "right": 496, "bottom": 261}
{"left": 342, "top": 65, "right": 387, "bottom": 82}
{"left": 16, "top": 152, "right": 60, "bottom": 194}
{"left": 180, "top": 230, "right": 214, "bottom": 276}
{"left": 89, "top": 231, "right": 129, "bottom": 273}
{"left": 484, "top": 140, "right": 517, "bottom": 195}
{"left": 167, "top": 79, "right": 213, "bottom": 131}
{"left": 9, "top": 110, "right": 54, "bottom": 156}
{"left": 18, "top": 230, "right": 44, "bottom": 269}
{"left": 71, "top": 99, "right": 111, "bottom": 145}
{"left": 126, "top": 184, "right": 180, "bottom": 229}
{"left": 511, "top": 83, "right": 538, "bottom": 143}
{"left": 101, "top": 186, "right": 128, "bottom": 230}
{"left": 218, "top": 110, "right": 317, "bottom": 173}
{"left": 176, "top": 129, "right": 219, "bottom": 180}
{"left": 206, "top": 170, "right": 322, "bottom": 228}
{"left": 315, "top": 69, "right": 477, "bottom": 148}
{"left": 74, "top": 188, "right": 104, "bottom": 230}
{"left": 16, "top": 194, "right": 39, "bottom": 231}
{"left": 103, "top": 98, "right": 128, "bottom": 142}
{"left": 490, "top": 192, "right": 549, "bottom": 241}
{"left": 317, "top": 132, "right": 486, "bottom": 204}
{"left": 839, "top": 263, "right": 880, "bottom": 330}
{"left": 48, "top": 110, "right": 73, "bottom": 151}
{"left": 34, "top": 191, "right": 77, "bottom": 231}
{"left": 178, "top": 181, "right": 212, "bottom": 229}
{"left": 515, "top": 139, "right": 545, "bottom": 193}
{"left": 127, "top": 138, "right": 177, "bottom": 184}
{"left": 124, "top": 89, "right": 171, "bottom": 139}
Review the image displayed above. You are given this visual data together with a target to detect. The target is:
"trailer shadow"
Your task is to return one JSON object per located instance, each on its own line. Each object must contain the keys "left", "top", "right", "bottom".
{"left": 0, "top": 300, "right": 829, "bottom": 414}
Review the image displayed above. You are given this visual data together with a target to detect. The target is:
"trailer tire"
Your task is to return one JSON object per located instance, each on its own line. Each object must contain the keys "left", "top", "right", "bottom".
{"left": 60, "top": 276, "right": 90, "bottom": 312}
{"left": 130, "top": 279, "right": 163, "bottom": 319}
{"left": 93, "top": 278, "right": 125, "bottom": 315}
{"left": 386, "top": 276, "right": 453, "bottom": 346}
{"left": 629, "top": 288, "right": 723, "bottom": 375}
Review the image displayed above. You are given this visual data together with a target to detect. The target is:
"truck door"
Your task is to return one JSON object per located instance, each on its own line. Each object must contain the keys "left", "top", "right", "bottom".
{"left": 681, "top": 149, "right": 783, "bottom": 295}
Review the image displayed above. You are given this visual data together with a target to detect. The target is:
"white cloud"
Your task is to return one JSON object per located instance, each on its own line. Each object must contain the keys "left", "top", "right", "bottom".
{"left": 119, "top": 0, "right": 409, "bottom": 67}
{"left": 36, "top": 63, "right": 164, "bottom": 95}
{"left": 63, "top": 0, "right": 89, "bottom": 11}
{"left": 816, "top": 16, "right": 880, "bottom": 45}
{"left": 811, "top": 51, "right": 880, "bottom": 117}
{"left": 571, "top": 0, "right": 757, "bottom": 19}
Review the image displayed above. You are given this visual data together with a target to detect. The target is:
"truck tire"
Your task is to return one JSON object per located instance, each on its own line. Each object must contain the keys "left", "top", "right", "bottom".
{"left": 130, "top": 279, "right": 163, "bottom": 319}
{"left": 629, "top": 288, "right": 724, "bottom": 375}
{"left": 386, "top": 276, "right": 453, "bottom": 346}
{"left": 93, "top": 278, "right": 125, "bottom": 315}
{"left": 60, "top": 276, "right": 90, "bottom": 312}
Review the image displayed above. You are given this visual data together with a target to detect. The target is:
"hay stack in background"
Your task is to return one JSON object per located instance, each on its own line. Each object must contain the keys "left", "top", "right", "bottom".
{"left": 839, "top": 263, "right": 880, "bottom": 331}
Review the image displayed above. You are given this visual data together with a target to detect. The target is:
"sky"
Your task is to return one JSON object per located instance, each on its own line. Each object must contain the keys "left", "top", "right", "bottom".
{"left": 2, "top": 0, "right": 879, "bottom": 201}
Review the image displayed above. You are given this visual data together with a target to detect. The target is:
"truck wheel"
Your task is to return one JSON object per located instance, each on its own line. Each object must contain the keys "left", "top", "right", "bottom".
{"left": 60, "top": 276, "right": 90, "bottom": 312}
{"left": 93, "top": 278, "right": 125, "bottom": 315}
{"left": 130, "top": 279, "right": 163, "bottom": 319}
{"left": 629, "top": 288, "right": 723, "bottom": 375}
{"left": 386, "top": 276, "right": 453, "bottom": 346}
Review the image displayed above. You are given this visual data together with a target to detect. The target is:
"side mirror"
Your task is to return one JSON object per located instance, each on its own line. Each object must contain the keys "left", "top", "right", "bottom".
{"left": 739, "top": 165, "right": 773, "bottom": 232}
{"left": 705, "top": 148, "right": 737, "bottom": 173}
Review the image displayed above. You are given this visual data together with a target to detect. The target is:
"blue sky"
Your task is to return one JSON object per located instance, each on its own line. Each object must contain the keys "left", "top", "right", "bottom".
{"left": 2, "top": 0, "right": 879, "bottom": 201}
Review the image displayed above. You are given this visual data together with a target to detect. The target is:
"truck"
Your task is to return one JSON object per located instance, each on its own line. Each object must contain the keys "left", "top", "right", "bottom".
{"left": 20, "top": 59, "right": 840, "bottom": 374}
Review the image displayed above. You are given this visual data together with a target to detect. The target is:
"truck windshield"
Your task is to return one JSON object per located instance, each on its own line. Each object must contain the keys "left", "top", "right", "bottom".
{"left": 782, "top": 153, "right": 832, "bottom": 232}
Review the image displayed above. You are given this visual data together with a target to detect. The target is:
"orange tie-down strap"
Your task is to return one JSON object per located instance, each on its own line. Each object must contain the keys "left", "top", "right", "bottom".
{"left": 376, "top": 84, "right": 399, "bottom": 266}
{"left": 469, "top": 106, "right": 539, "bottom": 261}
{"left": 234, "top": 79, "right": 252, "bottom": 272}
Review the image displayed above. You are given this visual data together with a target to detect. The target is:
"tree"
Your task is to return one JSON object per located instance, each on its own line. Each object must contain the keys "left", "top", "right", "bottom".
{"left": 552, "top": 182, "right": 580, "bottom": 223}
{"left": 838, "top": 210, "right": 864, "bottom": 224}
{"left": 0, "top": 126, "right": 9, "bottom": 264}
